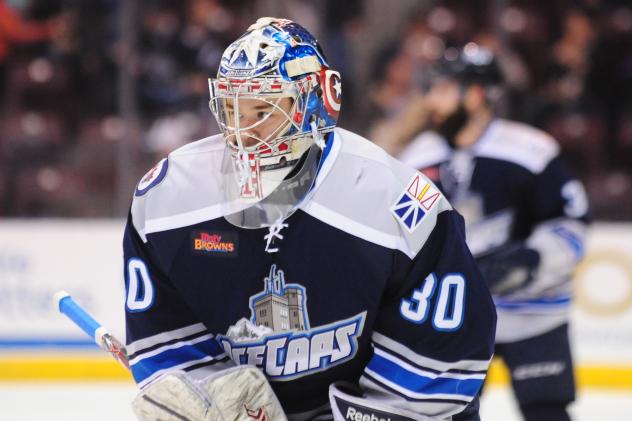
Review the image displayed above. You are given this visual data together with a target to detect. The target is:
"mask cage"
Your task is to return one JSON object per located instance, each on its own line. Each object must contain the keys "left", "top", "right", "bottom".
{"left": 209, "top": 76, "right": 318, "bottom": 159}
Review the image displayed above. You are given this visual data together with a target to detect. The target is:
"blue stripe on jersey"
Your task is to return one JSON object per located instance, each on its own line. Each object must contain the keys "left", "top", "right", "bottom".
{"left": 366, "top": 353, "right": 483, "bottom": 398}
{"left": 372, "top": 342, "right": 488, "bottom": 376}
{"left": 553, "top": 225, "right": 584, "bottom": 260}
{"left": 495, "top": 295, "right": 571, "bottom": 309}
{"left": 130, "top": 337, "right": 225, "bottom": 383}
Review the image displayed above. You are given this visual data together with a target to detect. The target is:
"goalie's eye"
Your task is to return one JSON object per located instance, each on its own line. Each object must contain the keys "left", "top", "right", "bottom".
{"left": 226, "top": 110, "right": 243, "bottom": 120}
{"left": 257, "top": 110, "right": 272, "bottom": 120}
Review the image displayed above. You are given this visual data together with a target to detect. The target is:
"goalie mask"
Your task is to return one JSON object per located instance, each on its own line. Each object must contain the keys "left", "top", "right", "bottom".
{"left": 209, "top": 17, "right": 342, "bottom": 228}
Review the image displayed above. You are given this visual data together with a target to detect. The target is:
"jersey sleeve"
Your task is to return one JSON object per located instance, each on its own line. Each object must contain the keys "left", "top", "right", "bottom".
{"left": 521, "top": 156, "right": 590, "bottom": 293}
{"left": 358, "top": 209, "right": 497, "bottom": 419}
{"left": 530, "top": 156, "right": 590, "bottom": 224}
{"left": 123, "top": 213, "right": 232, "bottom": 388}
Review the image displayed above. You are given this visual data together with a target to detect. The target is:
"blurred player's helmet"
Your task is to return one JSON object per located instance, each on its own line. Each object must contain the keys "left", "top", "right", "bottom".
{"left": 428, "top": 44, "right": 504, "bottom": 147}
{"left": 209, "top": 17, "right": 341, "bottom": 227}
{"left": 436, "top": 43, "right": 503, "bottom": 87}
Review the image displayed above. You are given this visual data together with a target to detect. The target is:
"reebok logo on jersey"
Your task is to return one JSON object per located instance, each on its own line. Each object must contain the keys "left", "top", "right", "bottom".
{"left": 391, "top": 174, "right": 442, "bottom": 232}
{"left": 332, "top": 396, "right": 411, "bottom": 421}
{"left": 345, "top": 407, "right": 391, "bottom": 421}
{"left": 191, "top": 231, "right": 238, "bottom": 257}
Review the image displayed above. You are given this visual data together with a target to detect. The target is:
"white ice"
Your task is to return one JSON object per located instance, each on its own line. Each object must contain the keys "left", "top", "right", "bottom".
{"left": 0, "top": 383, "right": 630, "bottom": 420}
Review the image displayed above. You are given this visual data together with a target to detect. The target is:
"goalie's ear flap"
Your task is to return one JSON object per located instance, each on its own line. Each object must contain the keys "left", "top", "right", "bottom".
{"left": 329, "top": 382, "right": 419, "bottom": 421}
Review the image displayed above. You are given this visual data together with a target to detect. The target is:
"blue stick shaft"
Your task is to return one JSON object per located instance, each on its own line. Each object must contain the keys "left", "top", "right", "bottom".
{"left": 57, "top": 293, "right": 101, "bottom": 341}
{"left": 54, "top": 291, "right": 130, "bottom": 370}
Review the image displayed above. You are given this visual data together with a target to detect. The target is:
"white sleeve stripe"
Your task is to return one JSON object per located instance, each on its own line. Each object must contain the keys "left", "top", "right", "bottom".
{"left": 373, "top": 348, "right": 486, "bottom": 381}
{"left": 373, "top": 343, "right": 486, "bottom": 375}
{"left": 138, "top": 355, "right": 227, "bottom": 389}
{"left": 129, "top": 334, "right": 215, "bottom": 365}
{"left": 363, "top": 369, "right": 474, "bottom": 402}
{"left": 360, "top": 376, "right": 468, "bottom": 418}
{"left": 137, "top": 228, "right": 147, "bottom": 243}
{"left": 372, "top": 332, "right": 491, "bottom": 372}
{"left": 127, "top": 323, "right": 208, "bottom": 355}
{"left": 300, "top": 200, "right": 415, "bottom": 258}
{"left": 144, "top": 203, "right": 226, "bottom": 235}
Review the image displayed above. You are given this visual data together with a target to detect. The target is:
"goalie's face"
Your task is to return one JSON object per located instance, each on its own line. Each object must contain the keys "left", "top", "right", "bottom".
{"left": 222, "top": 96, "right": 294, "bottom": 153}
{"left": 216, "top": 93, "right": 312, "bottom": 205}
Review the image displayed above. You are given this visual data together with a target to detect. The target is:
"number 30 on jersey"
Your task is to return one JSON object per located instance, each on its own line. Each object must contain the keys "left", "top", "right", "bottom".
{"left": 400, "top": 273, "right": 465, "bottom": 331}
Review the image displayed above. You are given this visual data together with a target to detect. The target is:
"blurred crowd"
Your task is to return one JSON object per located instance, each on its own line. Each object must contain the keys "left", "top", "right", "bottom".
{"left": 0, "top": 0, "right": 631, "bottom": 218}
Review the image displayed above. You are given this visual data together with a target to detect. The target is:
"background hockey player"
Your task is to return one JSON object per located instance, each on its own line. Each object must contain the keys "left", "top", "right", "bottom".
{"left": 123, "top": 17, "right": 496, "bottom": 421}
{"left": 398, "top": 45, "right": 590, "bottom": 421}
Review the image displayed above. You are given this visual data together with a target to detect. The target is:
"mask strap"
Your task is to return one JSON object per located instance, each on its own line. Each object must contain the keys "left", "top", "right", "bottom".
{"left": 310, "top": 120, "right": 326, "bottom": 149}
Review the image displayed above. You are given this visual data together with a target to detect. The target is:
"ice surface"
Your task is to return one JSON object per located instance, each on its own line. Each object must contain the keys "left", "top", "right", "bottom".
{"left": 0, "top": 383, "right": 629, "bottom": 420}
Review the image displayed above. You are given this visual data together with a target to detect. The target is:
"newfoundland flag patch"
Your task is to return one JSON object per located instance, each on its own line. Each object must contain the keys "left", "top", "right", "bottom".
{"left": 391, "top": 174, "right": 442, "bottom": 233}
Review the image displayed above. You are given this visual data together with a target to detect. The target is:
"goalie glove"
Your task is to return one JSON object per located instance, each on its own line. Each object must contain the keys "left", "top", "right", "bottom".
{"left": 132, "top": 365, "right": 287, "bottom": 421}
{"left": 475, "top": 242, "right": 540, "bottom": 295}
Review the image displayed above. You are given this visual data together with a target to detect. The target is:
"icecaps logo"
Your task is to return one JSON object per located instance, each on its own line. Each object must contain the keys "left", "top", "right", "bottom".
{"left": 391, "top": 173, "right": 442, "bottom": 232}
{"left": 217, "top": 264, "right": 366, "bottom": 381}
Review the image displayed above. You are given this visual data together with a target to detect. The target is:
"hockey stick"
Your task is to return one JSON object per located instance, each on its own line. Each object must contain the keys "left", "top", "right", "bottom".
{"left": 53, "top": 293, "right": 289, "bottom": 420}
{"left": 54, "top": 290, "right": 130, "bottom": 370}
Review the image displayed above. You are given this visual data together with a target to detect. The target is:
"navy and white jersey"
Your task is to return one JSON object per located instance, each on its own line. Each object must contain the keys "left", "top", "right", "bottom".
{"left": 399, "top": 119, "right": 589, "bottom": 343}
{"left": 123, "top": 128, "right": 496, "bottom": 419}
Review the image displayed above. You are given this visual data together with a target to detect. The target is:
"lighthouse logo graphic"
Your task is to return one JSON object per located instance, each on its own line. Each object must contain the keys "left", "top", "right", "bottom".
{"left": 249, "top": 264, "right": 310, "bottom": 332}
{"left": 218, "top": 264, "right": 366, "bottom": 380}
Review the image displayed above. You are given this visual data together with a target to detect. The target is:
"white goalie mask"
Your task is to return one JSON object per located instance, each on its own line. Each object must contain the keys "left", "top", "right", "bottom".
{"left": 209, "top": 17, "right": 341, "bottom": 228}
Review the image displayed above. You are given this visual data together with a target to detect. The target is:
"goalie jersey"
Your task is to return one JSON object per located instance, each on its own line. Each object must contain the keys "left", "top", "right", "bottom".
{"left": 399, "top": 119, "right": 590, "bottom": 343}
{"left": 123, "top": 128, "right": 496, "bottom": 419}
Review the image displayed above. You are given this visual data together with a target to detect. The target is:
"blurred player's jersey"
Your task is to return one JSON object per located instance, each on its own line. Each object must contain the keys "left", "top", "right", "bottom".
{"left": 123, "top": 128, "right": 496, "bottom": 419}
{"left": 399, "top": 119, "right": 589, "bottom": 343}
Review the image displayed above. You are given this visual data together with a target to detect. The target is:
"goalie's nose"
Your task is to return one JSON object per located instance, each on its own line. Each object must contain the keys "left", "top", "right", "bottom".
{"left": 240, "top": 131, "right": 261, "bottom": 148}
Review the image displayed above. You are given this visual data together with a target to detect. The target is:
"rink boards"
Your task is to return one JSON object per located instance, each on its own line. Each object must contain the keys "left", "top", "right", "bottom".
{"left": 1, "top": 220, "right": 631, "bottom": 388}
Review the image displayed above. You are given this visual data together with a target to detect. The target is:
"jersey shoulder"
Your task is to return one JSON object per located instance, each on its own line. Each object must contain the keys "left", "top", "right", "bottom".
{"left": 134, "top": 135, "right": 224, "bottom": 196}
{"left": 397, "top": 131, "right": 451, "bottom": 169}
{"left": 303, "top": 128, "right": 452, "bottom": 258}
{"left": 475, "top": 119, "right": 560, "bottom": 174}
{"left": 130, "top": 134, "right": 225, "bottom": 240}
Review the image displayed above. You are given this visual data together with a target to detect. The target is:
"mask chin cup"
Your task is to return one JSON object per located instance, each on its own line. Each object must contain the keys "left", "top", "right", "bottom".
{"left": 222, "top": 143, "right": 321, "bottom": 229}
